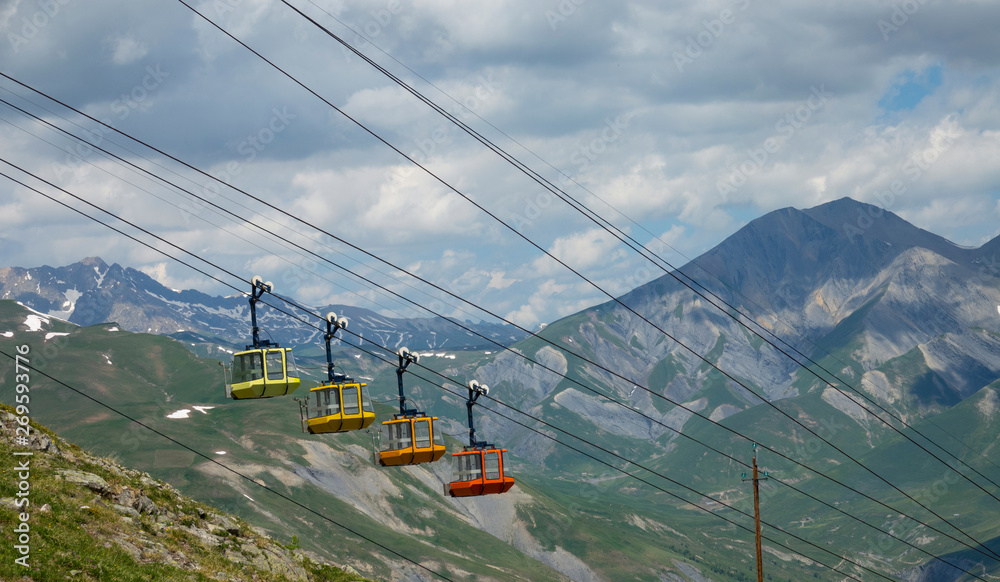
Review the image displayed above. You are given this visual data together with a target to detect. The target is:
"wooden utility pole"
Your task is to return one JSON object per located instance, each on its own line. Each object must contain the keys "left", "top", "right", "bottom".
{"left": 742, "top": 443, "right": 769, "bottom": 582}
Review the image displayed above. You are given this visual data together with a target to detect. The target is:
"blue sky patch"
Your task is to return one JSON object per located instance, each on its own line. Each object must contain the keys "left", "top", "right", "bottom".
{"left": 878, "top": 65, "right": 944, "bottom": 113}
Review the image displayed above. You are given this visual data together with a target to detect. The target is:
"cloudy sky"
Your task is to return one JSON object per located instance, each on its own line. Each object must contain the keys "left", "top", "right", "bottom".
{"left": 0, "top": 0, "right": 998, "bottom": 328}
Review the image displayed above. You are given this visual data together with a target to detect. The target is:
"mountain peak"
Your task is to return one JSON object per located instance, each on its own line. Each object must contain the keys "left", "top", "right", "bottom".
{"left": 800, "top": 197, "right": 964, "bottom": 261}
{"left": 80, "top": 256, "right": 109, "bottom": 269}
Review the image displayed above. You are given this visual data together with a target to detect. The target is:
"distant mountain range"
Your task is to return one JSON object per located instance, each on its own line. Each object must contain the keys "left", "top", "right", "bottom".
{"left": 0, "top": 256, "right": 527, "bottom": 352}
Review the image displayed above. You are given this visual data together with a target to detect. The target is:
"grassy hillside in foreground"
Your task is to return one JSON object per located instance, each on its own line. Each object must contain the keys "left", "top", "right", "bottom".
{"left": 0, "top": 403, "right": 372, "bottom": 582}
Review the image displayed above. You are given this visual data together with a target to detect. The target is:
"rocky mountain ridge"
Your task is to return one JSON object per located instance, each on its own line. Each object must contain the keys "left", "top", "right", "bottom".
{"left": 0, "top": 256, "right": 526, "bottom": 352}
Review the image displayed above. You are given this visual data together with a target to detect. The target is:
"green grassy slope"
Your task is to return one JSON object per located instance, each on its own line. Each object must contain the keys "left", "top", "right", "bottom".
{"left": 0, "top": 403, "right": 372, "bottom": 582}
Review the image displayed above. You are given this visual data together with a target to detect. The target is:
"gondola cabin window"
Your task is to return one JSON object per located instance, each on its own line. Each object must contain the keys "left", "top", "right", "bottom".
{"left": 456, "top": 453, "right": 483, "bottom": 481}
{"left": 313, "top": 388, "right": 340, "bottom": 418}
{"left": 361, "top": 386, "right": 374, "bottom": 413}
{"left": 265, "top": 350, "right": 284, "bottom": 380}
{"left": 342, "top": 385, "right": 360, "bottom": 415}
{"left": 484, "top": 450, "right": 501, "bottom": 480}
{"left": 502, "top": 451, "right": 513, "bottom": 478}
{"left": 414, "top": 419, "right": 431, "bottom": 448}
{"left": 383, "top": 421, "right": 412, "bottom": 451}
{"left": 233, "top": 352, "right": 263, "bottom": 384}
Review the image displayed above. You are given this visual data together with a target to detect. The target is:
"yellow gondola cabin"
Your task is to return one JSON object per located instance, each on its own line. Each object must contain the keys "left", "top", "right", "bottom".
{"left": 230, "top": 346, "right": 300, "bottom": 399}
{"left": 298, "top": 313, "right": 376, "bottom": 434}
{"left": 228, "top": 277, "right": 300, "bottom": 400}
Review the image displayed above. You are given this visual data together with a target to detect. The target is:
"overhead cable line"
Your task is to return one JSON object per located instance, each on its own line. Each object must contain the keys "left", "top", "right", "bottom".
{"left": 282, "top": 0, "right": 1000, "bottom": 505}
{"left": 2, "top": 78, "right": 999, "bottom": 564}
{"left": 0, "top": 165, "right": 903, "bottom": 582}
{"left": 0, "top": 86, "right": 475, "bottom": 324}
{"left": 0, "top": 96, "right": 449, "bottom": 322}
{"left": 157, "top": 4, "right": 1000, "bottom": 557}
{"left": 0, "top": 342, "right": 876, "bottom": 582}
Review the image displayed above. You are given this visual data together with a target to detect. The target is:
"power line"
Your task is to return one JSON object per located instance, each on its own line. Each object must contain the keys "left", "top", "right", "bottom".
{"left": 1, "top": 135, "right": 986, "bottom": 573}
{"left": 2, "top": 1, "right": 995, "bottom": 571}
{"left": 0, "top": 95, "right": 449, "bottom": 323}
{"left": 0, "top": 86, "right": 478, "bottom": 325}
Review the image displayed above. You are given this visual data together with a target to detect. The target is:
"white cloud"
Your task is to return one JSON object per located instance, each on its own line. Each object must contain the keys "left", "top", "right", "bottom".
{"left": 531, "top": 228, "right": 625, "bottom": 276}
{"left": 487, "top": 270, "right": 517, "bottom": 290}
{"left": 108, "top": 34, "right": 148, "bottom": 65}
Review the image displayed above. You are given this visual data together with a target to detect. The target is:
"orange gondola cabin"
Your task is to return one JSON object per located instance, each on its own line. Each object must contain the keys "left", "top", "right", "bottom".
{"left": 447, "top": 445, "right": 515, "bottom": 497}
{"left": 376, "top": 348, "right": 446, "bottom": 466}
{"left": 445, "top": 380, "right": 515, "bottom": 497}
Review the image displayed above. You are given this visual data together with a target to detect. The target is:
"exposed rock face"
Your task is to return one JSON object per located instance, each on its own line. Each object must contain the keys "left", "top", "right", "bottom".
{"left": 471, "top": 198, "right": 1000, "bottom": 464}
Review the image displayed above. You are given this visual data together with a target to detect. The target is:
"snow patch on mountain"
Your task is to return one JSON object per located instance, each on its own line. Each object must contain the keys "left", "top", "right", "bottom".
{"left": 94, "top": 265, "right": 107, "bottom": 287}
{"left": 24, "top": 314, "right": 49, "bottom": 332}
{"left": 49, "top": 288, "right": 83, "bottom": 319}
